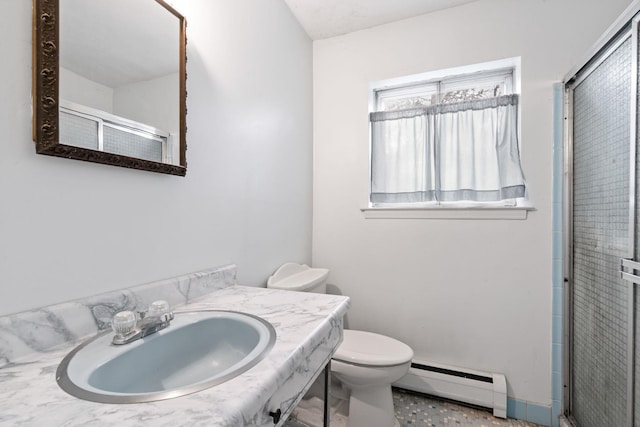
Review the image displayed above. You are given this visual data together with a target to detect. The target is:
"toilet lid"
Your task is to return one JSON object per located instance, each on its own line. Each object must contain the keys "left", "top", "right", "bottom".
{"left": 333, "top": 330, "right": 414, "bottom": 367}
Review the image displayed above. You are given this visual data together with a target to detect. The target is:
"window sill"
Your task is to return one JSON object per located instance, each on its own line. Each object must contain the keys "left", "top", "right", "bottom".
{"left": 361, "top": 206, "right": 534, "bottom": 220}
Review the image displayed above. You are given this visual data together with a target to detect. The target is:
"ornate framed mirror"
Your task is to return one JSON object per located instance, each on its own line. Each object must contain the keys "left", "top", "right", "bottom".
{"left": 32, "top": 0, "right": 187, "bottom": 176}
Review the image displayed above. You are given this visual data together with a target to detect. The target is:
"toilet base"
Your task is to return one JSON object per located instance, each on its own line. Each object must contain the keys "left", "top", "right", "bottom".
{"left": 347, "top": 383, "right": 396, "bottom": 427}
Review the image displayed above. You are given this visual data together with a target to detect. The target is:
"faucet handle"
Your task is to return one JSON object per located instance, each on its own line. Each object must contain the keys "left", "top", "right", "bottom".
{"left": 147, "top": 300, "right": 170, "bottom": 317}
{"left": 112, "top": 311, "right": 137, "bottom": 336}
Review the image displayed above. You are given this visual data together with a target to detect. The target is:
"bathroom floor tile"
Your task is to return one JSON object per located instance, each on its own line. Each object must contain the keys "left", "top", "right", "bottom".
{"left": 284, "top": 388, "right": 544, "bottom": 427}
{"left": 392, "top": 389, "right": 544, "bottom": 427}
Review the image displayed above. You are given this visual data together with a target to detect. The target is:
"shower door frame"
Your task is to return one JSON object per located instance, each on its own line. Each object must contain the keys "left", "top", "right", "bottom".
{"left": 563, "top": 9, "right": 640, "bottom": 427}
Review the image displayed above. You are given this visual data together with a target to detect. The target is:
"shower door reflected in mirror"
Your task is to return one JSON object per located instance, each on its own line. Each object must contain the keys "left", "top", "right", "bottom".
{"left": 32, "top": 0, "right": 186, "bottom": 175}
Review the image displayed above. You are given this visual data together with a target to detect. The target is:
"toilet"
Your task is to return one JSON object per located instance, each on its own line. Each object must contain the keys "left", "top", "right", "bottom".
{"left": 267, "top": 263, "right": 414, "bottom": 427}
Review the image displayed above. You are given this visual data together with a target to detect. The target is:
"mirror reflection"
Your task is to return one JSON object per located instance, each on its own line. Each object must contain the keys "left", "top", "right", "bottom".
{"left": 59, "top": 0, "right": 182, "bottom": 166}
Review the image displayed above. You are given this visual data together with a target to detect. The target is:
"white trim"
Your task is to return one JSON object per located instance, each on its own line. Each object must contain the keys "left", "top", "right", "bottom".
{"left": 370, "top": 57, "right": 521, "bottom": 94}
{"left": 361, "top": 206, "right": 532, "bottom": 220}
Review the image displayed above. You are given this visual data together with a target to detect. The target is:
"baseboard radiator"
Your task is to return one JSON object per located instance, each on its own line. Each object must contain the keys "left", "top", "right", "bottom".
{"left": 393, "top": 360, "right": 507, "bottom": 418}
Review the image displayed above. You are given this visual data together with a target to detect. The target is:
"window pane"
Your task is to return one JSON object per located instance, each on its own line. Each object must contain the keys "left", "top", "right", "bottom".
{"left": 103, "top": 125, "right": 164, "bottom": 162}
{"left": 381, "top": 96, "right": 434, "bottom": 111}
{"left": 376, "top": 83, "right": 438, "bottom": 111}
{"left": 440, "top": 71, "right": 511, "bottom": 103}
{"left": 60, "top": 111, "right": 99, "bottom": 150}
{"left": 440, "top": 85, "right": 504, "bottom": 103}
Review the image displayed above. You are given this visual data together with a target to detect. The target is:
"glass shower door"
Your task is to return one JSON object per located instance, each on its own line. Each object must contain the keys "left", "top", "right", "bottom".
{"left": 570, "top": 31, "right": 633, "bottom": 427}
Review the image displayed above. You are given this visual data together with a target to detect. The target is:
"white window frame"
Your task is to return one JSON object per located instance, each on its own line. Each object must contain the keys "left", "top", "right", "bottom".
{"left": 363, "top": 57, "right": 533, "bottom": 220}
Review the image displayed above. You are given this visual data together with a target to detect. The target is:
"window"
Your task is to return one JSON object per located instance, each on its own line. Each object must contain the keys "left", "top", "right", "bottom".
{"left": 369, "top": 58, "right": 526, "bottom": 208}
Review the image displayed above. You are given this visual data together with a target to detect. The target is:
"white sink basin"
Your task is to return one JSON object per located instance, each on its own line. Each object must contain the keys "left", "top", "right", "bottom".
{"left": 56, "top": 310, "right": 276, "bottom": 403}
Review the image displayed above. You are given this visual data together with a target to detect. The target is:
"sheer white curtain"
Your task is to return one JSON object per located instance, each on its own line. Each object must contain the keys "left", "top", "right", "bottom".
{"left": 370, "top": 94, "right": 525, "bottom": 204}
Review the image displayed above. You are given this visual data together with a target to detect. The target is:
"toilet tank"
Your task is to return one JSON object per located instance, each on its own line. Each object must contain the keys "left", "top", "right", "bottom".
{"left": 266, "top": 263, "right": 329, "bottom": 294}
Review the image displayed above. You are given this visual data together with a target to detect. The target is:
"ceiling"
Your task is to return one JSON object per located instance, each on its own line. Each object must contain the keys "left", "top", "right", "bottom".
{"left": 283, "top": 0, "right": 480, "bottom": 40}
{"left": 60, "top": 0, "right": 179, "bottom": 88}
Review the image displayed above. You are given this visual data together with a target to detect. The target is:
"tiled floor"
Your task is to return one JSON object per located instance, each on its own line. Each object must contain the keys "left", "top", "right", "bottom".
{"left": 283, "top": 388, "right": 544, "bottom": 427}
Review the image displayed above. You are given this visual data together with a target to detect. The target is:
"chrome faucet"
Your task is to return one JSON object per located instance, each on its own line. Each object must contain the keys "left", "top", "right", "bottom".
{"left": 111, "top": 300, "right": 174, "bottom": 345}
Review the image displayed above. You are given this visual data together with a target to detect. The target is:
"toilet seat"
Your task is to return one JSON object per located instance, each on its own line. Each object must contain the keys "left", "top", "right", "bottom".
{"left": 333, "top": 330, "right": 413, "bottom": 367}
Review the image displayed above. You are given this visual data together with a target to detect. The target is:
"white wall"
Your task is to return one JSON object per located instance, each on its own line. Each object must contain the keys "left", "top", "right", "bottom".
{"left": 312, "top": 0, "right": 633, "bottom": 405}
{"left": 60, "top": 67, "right": 114, "bottom": 113}
{"left": 113, "top": 73, "right": 179, "bottom": 133}
{"left": 0, "top": 0, "right": 312, "bottom": 315}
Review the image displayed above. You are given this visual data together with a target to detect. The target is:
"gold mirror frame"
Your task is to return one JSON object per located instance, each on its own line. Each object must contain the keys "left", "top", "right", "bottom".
{"left": 32, "top": 0, "right": 187, "bottom": 176}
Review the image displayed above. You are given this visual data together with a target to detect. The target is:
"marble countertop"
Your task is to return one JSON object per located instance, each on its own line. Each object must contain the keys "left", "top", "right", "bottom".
{"left": 0, "top": 285, "right": 350, "bottom": 426}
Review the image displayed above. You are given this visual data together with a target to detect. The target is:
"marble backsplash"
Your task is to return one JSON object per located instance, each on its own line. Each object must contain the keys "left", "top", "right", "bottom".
{"left": 0, "top": 264, "right": 236, "bottom": 367}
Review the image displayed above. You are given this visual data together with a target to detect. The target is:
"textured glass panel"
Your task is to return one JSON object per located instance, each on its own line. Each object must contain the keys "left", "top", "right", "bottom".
{"left": 572, "top": 36, "right": 631, "bottom": 427}
{"left": 103, "top": 126, "right": 163, "bottom": 162}
{"left": 440, "top": 85, "right": 503, "bottom": 103}
{"left": 59, "top": 111, "right": 99, "bottom": 150}
{"left": 381, "top": 96, "right": 434, "bottom": 111}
